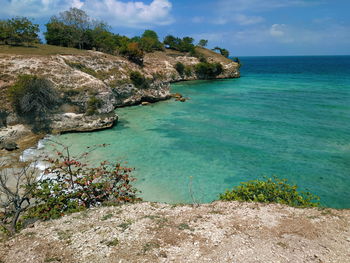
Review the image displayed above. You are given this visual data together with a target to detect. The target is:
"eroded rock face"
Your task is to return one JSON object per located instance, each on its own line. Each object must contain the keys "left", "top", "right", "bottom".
{"left": 50, "top": 112, "right": 117, "bottom": 133}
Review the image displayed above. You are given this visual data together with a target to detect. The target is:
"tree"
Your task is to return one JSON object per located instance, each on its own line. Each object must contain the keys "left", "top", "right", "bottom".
{"left": 86, "top": 22, "right": 116, "bottom": 53}
{"left": 138, "top": 30, "right": 163, "bottom": 52}
{"left": 213, "top": 46, "right": 230, "bottom": 58}
{"left": 46, "top": 8, "right": 92, "bottom": 49}
{"left": 163, "top": 35, "right": 195, "bottom": 53}
{"left": 0, "top": 163, "right": 38, "bottom": 235}
{"left": 0, "top": 20, "right": 10, "bottom": 44}
{"left": 179, "top": 37, "right": 195, "bottom": 52}
{"left": 163, "top": 35, "right": 180, "bottom": 50}
{"left": 198, "top": 39, "right": 208, "bottom": 48}
{"left": 1, "top": 17, "right": 39, "bottom": 46}
{"left": 45, "top": 18, "right": 76, "bottom": 47}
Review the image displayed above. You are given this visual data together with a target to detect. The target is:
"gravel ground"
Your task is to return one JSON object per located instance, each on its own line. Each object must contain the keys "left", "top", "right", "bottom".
{"left": 1, "top": 201, "right": 349, "bottom": 263}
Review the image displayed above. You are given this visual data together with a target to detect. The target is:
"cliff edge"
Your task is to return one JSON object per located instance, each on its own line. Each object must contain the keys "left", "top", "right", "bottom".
{"left": 0, "top": 201, "right": 349, "bottom": 263}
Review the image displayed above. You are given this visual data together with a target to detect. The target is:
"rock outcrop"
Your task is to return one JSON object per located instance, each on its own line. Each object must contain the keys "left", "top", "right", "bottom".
{"left": 0, "top": 46, "right": 240, "bottom": 150}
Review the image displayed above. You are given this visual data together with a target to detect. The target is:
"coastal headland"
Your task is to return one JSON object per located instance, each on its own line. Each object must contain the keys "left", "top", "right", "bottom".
{"left": 0, "top": 44, "right": 240, "bottom": 158}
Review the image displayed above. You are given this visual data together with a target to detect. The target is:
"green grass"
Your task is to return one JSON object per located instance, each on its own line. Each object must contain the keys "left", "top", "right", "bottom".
{"left": 0, "top": 44, "right": 87, "bottom": 56}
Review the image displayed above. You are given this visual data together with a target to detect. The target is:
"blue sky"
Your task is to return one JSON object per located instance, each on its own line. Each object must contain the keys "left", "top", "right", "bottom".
{"left": 1, "top": 0, "right": 349, "bottom": 56}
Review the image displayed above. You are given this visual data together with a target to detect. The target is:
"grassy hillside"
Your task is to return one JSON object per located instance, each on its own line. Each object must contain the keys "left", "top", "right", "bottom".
{"left": 0, "top": 44, "right": 87, "bottom": 56}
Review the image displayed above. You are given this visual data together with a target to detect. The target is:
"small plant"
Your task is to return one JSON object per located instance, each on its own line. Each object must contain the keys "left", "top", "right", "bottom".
{"left": 219, "top": 177, "right": 320, "bottom": 208}
{"left": 105, "top": 238, "right": 119, "bottom": 247}
{"left": 184, "top": 66, "right": 192, "bottom": 77}
{"left": 117, "top": 219, "right": 133, "bottom": 231}
{"left": 101, "top": 213, "right": 113, "bottom": 221}
{"left": 178, "top": 223, "right": 191, "bottom": 230}
{"left": 175, "top": 62, "right": 185, "bottom": 76}
{"left": 129, "top": 71, "right": 149, "bottom": 89}
{"left": 86, "top": 96, "right": 103, "bottom": 115}
{"left": 142, "top": 241, "right": 160, "bottom": 254}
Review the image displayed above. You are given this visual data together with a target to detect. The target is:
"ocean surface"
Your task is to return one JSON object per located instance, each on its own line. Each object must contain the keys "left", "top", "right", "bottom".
{"left": 37, "top": 56, "right": 350, "bottom": 208}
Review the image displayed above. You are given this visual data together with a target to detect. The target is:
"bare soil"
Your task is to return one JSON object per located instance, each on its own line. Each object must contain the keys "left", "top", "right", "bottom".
{"left": 0, "top": 201, "right": 349, "bottom": 263}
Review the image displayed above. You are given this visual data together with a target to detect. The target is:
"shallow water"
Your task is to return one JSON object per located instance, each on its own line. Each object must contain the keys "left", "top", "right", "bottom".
{"left": 41, "top": 56, "right": 350, "bottom": 208}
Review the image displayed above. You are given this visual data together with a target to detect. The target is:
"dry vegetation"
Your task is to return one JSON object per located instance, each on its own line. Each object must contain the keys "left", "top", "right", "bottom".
{"left": 0, "top": 201, "right": 349, "bottom": 263}
{"left": 0, "top": 44, "right": 87, "bottom": 56}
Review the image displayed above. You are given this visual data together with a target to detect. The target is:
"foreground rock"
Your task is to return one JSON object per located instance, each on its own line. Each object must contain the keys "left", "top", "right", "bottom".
{"left": 1, "top": 201, "right": 349, "bottom": 263}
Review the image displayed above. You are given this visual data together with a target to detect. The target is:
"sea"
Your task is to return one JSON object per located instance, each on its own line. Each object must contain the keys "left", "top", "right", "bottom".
{"left": 25, "top": 56, "right": 350, "bottom": 208}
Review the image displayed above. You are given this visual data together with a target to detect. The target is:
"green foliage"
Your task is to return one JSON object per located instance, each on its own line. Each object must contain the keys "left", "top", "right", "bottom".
{"left": 86, "top": 96, "right": 103, "bottom": 115}
{"left": 213, "top": 47, "right": 230, "bottom": 58}
{"left": 8, "top": 75, "right": 58, "bottom": 119}
{"left": 194, "top": 62, "right": 223, "bottom": 79}
{"left": 184, "top": 66, "right": 192, "bottom": 77}
{"left": 120, "top": 42, "right": 144, "bottom": 65}
{"left": 175, "top": 62, "right": 185, "bottom": 76}
{"left": 219, "top": 177, "right": 320, "bottom": 208}
{"left": 198, "top": 39, "right": 208, "bottom": 48}
{"left": 139, "top": 30, "right": 163, "bottom": 52}
{"left": 26, "top": 146, "right": 140, "bottom": 221}
{"left": 45, "top": 8, "right": 91, "bottom": 49}
{"left": 130, "top": 71, "right": 150, "bottom": 89}
{"left": 0, "top": 17, "right": 39, "bottom": 46}
{"left": 163, "top": 35, "right": 195, "bottom": 53}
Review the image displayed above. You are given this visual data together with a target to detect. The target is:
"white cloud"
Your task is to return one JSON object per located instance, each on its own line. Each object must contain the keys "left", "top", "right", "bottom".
{"left": 192, "top": 16, "right": 204, "bottom": 24}
{"left": 81, "top": 0, "right": 173, "bottom": 27}
{"left": 0, "top": 0, "right": 173, "bottom": 28}
{"left": 212, "top": 14, "right": 264, "bottom": 26}
{"left": 217, "top": 0, "right": 322, "bottom": 12}
{"left": 0, "top": 0, "right": 77, "bottom": 17}
{"left": 234, "top": 14, "right": 264, "bottom": 25}
{"left": 270, "top": 24, "right": 286, "bottom": 37}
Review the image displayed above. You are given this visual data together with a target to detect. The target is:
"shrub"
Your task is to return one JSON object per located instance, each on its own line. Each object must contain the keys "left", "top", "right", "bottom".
{"left": 8, "top": 75, "right": 59, "bottom": 131}
{"left": 198, "top": 39, "right": 208, "bottom": 48}
{"left": 86, "top": 96, "right": 103, "bottom": 115}
{"left": 175, "top": 62, "right": 185, "bottom": 76}
{"left": 219, "top": 177, "right": 320, "bottom": 208}
{"left": 26, "top": 145, "right": 140, "bottom": 221}
{"left": 213, "top": 47, "right": 230, "bottom": 58}
{"left": 184, "top": 66, "right": 192, "bottom": 77}
{"left": 120, "top": 42, "right": 144, "bottom": 65}
{"left": 130, "top": 71, "right": 149, "bottom": 89}
{"left": 194, "top": 62, "right": 223, "bottom": 79}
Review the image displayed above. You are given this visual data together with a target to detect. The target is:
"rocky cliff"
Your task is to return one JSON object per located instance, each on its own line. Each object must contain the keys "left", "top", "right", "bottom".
{"left": 0, "top": 46, "right": 239, "bottom": 150}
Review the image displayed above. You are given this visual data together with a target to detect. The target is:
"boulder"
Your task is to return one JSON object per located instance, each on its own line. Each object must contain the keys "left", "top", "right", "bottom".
{"left": 2, "top": 141, "right": 18, "bottom": 151}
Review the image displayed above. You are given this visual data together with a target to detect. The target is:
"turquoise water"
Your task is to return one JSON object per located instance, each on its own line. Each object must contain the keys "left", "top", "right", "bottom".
{"left": 46, "top": 56, "right": 350, "bottom": 208}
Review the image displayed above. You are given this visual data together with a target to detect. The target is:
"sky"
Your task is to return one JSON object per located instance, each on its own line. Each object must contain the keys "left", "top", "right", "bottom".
{"left": 0, "top": 0, "right": 350, "bottom": 56}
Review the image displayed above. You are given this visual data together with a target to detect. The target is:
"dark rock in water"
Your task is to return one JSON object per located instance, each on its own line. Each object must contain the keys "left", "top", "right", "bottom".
{"left": 172, "top": 93, "right": 183, "bottom": 99}
{"left": 2, "top": 141, "right": 18, "bottom": 151}
{"left": 175, "top": 97, "right": 187, "bottom": 102}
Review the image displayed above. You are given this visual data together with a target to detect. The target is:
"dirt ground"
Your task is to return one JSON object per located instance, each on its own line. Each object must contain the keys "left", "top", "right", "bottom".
{"left": 0, "top": 201, "right": 349, "bottom": 263}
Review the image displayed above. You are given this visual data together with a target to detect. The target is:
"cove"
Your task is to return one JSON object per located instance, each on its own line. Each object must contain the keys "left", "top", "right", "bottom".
{"left": 42, "top": 56, "right": 350, "bottom": 208}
